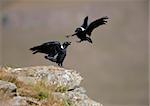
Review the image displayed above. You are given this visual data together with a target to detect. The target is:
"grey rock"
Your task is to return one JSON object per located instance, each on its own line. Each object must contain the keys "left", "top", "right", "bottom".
{"left": 9, "top": 66, "right": 83, "bottom": 89}
{"left": 0, "top": 80, "right": 17, "bottom": 94}
{"left": 2, "top": 96, "right": 41, "bottom": 106}
{"left": 0, "top": 66, "right": 102, "bottom": 106}
{"left": 54, "top": 87, "right": 102, "bottom": 106}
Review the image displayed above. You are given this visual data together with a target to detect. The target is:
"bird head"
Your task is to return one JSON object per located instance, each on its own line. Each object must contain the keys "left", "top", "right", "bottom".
{"left": 62, "top": 41, "right": 71, "bottom": 49}
{"left": 75, "top": 27, "right": 82, "bottom": 33}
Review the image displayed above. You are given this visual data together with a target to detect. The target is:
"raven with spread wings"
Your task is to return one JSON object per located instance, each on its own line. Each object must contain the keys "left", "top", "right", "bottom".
{"left": 66, "top": 16, "right": 109, "bottom": 43}
{"left": 30, "top": 41, "right": 71, "bottom": 67}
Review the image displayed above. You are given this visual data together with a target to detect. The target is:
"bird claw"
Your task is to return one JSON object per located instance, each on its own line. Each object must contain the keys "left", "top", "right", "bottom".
{"left": 58, "top": 63, "right": 63, "bottom": 67}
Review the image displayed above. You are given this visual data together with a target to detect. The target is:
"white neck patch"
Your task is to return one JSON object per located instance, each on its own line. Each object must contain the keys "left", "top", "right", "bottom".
{"left": 61, "top": 45, "right": 64, "bottom": 49}
{"left": 80, "top": 27, "right": 85, "bottom": 31}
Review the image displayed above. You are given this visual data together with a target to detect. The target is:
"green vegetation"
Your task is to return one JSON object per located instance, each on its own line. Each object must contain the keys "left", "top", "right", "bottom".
{"left": 63, "top": 99, "right": 73, "bottom": 106}
{"left": 55, "top": 85, "right": 69, "bottom": 93}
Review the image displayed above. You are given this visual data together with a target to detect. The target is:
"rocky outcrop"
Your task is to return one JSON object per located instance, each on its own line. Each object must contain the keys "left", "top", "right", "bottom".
{"left": 8, "top": 66, "right": 82, "bottom": 90}
{"left": 0, "top": 66, "right": 103, "bottom": 106}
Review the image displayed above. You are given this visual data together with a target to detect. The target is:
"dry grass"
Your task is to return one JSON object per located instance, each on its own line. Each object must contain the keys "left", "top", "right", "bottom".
{"left": 18, "top": 82, "right": 64, "bottom": 106}
{"left": 0, "top": 67, "right": 26, "bottom": 88}
{"left": 0, "top": 67, "right": 69, "bottom": 106}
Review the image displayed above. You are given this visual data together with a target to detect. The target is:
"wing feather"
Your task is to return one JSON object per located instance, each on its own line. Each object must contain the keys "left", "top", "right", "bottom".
{"left": 81, "top": 16, "right": 88, "bottom": 29}
{"left": 85, "top": 16, "right": 108, "bottom": 36}
{"left": 30, "top": 41, "right": 61, "bottom": 56}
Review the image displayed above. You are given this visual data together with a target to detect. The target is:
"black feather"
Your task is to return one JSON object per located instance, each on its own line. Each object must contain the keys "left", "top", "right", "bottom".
{"left": 30, "top": 41, "right": 71, "bottom": 67}
{"left": 30, "top": 41, "right": 61, "bottom": 55}
{"left": 86, "top": 16, "right": 109, "bottom": 36}
{"left": 81, "top": 16, "right": 88, "bottom": 29}
{"left": 67, "top": 16, "right": 109, "bottom": 43}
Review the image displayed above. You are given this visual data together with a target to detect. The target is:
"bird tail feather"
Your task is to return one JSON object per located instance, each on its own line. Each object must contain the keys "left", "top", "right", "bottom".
{"left": 30, "top": 46, "right": 41, "bottom": 54}
{"left": 30, "top": 46, "right": 41, "bottom": 51}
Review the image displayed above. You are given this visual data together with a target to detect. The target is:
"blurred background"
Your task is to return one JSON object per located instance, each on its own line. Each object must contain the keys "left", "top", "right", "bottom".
{"left": 0, "top": 0, "right": 148, "bottom": 106}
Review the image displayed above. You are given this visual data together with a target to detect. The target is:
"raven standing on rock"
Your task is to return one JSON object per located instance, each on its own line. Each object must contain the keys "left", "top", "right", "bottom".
{"left": 66, "top": 16, "right": 109, "bottom": 43}
{"left": 30, "top": 41, "right": 71, "bottom": 67}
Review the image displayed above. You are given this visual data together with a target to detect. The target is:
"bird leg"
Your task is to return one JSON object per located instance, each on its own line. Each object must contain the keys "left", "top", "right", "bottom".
{"left": 58, "top": 63, "right": 63, "bottom": 67}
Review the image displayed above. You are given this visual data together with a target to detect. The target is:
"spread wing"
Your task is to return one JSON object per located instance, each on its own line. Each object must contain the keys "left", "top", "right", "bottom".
{"left": 85, "top": 16, "right": 108, "bottom": 36}
{"left": 30, "top": 41, "right": 61, "bottom": 56}
{"left": 81, "top": 16, "right": 88, "bottom": 29}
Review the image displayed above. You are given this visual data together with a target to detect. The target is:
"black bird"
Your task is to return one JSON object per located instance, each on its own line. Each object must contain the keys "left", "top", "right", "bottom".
{"left": 66, "top": 16, "right": 109, "bottom": 43}
{"left": 30, "top": 41, "right": 71, "bottom": 67}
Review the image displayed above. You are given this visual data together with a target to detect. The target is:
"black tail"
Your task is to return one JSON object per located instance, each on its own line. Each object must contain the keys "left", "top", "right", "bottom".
{"left": 30, "top": 46, "right": 39, "bottom": 51}
{"left": 30, "top": 46, "right": 41, "bottom": 54}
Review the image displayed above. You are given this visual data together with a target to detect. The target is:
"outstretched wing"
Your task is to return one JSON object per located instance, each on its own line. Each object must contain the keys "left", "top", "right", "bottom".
{"left": 85, "top": 16, "right": 108, "bottom": 36}
{"left": 30, "top": 41, "right": 61, "bottom": 56}
{"left": 81, "top": 16, "right": 88, "bottom": 29}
